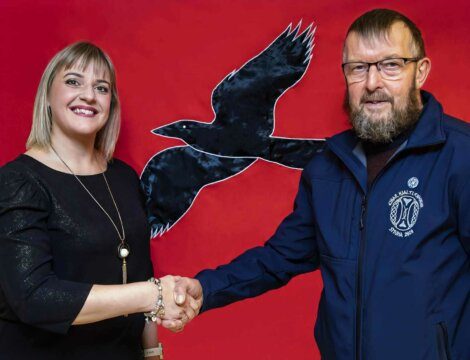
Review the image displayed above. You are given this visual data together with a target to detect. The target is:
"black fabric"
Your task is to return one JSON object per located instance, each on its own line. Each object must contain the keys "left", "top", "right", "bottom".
{"left": 142, "top": 26, "right": 325, "bottom": 237}
{"left": 0, "top": 155, "right": 152, "bottom": 360}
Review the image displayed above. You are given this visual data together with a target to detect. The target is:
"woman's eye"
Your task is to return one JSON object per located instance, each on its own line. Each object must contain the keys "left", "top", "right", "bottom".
{"left": 96, "top": 86, "right": 109, "bottom": 94}
{"left": 65, "top": 79, "right": 80, "bottom": 86}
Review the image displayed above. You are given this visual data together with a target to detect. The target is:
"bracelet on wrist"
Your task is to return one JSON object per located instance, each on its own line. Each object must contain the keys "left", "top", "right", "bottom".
{"left": 144, "top": 277, "right": 165, "bottom": 322}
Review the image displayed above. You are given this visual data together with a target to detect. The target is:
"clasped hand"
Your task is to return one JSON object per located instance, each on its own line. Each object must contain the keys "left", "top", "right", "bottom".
{"left": 158, "top": 275, "right": 203, "bottom": 332}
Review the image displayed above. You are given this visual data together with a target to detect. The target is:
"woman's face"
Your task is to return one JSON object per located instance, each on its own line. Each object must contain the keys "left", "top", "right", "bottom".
{"left": 48, "top": 63, "right": 112, "bottom": 143}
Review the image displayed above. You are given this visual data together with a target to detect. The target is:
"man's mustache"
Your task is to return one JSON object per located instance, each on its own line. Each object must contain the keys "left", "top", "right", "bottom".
{"left": 360, "top": 92, "right": 394, "bottom": 104}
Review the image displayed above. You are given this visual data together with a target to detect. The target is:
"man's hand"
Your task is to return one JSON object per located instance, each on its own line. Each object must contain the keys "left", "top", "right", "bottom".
{"left": 158, "top": 276, "right": 203, "bottom": 332}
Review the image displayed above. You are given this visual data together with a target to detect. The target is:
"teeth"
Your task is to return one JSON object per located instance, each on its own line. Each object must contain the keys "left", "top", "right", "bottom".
{"left": 73, "top": 108, "right": 94, "bottom": 115}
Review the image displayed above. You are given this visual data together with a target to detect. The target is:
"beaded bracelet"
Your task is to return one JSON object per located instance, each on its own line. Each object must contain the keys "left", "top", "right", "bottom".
{"left": 144, "top": 277, "right": 165, "bottom": 322}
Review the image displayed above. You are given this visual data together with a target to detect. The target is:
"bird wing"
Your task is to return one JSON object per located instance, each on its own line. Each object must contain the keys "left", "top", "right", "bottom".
{"left": 267, "top": 137, "right": 325, "bottom": 169}
{"left": 211, "top": 23, "right": 315, "bottom": 134}
{"left": 141, "top": 146, "right": 256, "bottom": 237}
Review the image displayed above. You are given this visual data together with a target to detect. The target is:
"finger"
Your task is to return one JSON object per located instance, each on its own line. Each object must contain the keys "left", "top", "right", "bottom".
{"left": 161, "top": 307, "right": 185, "bottom": 320}
{"left": 183, "top": 299, "right": 198, "bottom": 320}
{"left": 182, "top": 306, "right": 196, "bottom": 322}
{"left": 160, "top": 319, "right": 175, "bottom": 328}
{"left": 186, "top": 278, "right": 203, "bottom": 301}
{"left": 173, "top": 320, "right": 185, "bottom": 333}
{"left": 181, "top": 312, "right": 190, "bottom": 324}
{"left": 163, "top": 319, "right": 184, "bottom": 333}
{"left": 173, "top": 283, "right": 187, "bottom": 306}
{"left": 188, "top": 296, "right": 201, "bottom": 314}
{"left": 170, "top": 326, "right": 183, "bottom": 333}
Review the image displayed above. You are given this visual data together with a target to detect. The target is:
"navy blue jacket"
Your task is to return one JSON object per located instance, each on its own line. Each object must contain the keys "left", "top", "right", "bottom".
{"left": 196, "top": 92, "right": 470, "bottom": 360}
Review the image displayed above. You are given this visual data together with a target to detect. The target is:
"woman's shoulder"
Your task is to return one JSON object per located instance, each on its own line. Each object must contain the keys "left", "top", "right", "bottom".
{"left": 1, "top": 155, "right": 36, "bottom": 181}
{"left": 0, "top": 155, "right": 51, "bottom": 206}
{"left": 108, "top": 157, "right": 141, "bottom": 179}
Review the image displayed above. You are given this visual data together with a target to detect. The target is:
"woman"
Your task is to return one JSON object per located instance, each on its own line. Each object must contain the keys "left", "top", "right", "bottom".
{"left": 0, "top": 42, "right": 191, "bottom": 359}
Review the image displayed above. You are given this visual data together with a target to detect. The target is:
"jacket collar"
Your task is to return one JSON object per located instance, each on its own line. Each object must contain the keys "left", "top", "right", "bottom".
{"left": 326, "top": 91, "right": 447, "bottom": 192}
{"left": 405, "top": 91, "right": 446, "bottom": 149}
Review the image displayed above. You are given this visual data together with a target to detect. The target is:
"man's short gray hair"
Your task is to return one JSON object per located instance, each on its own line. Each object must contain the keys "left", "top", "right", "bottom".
{"left": 346, "top": 9, "right": 426, "bottom": 58}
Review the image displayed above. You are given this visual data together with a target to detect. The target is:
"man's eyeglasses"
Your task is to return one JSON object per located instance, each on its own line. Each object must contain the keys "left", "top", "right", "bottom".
{"left": 342, "top": 57, "right": 421, "bottom": 83}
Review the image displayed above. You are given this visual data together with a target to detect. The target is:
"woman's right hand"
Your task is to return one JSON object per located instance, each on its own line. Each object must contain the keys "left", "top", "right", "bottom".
{"left": 157, "top": 275, "right": 203, "bottom": 332}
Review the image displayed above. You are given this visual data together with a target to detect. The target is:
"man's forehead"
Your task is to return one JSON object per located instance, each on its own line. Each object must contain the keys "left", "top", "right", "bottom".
{"left": 343, "top": 22, "right": 415, "bottom": 61}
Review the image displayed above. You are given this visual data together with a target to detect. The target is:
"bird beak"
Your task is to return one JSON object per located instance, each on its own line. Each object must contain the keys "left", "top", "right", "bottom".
{"left": 151, "top": 125, "right": 167, "bottom": 136}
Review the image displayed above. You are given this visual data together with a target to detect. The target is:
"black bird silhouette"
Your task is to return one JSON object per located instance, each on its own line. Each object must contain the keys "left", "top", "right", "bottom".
{"left": 141, "top": 146, "right": 256, "bottom": 236}
{"left": 142, "top": 23, "right": 325, "bottom": 237}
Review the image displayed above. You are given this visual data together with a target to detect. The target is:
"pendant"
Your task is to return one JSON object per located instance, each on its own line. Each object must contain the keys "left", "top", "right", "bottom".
{"left": 118, "top": 243, "right": 130, "bottom": 286}
{"left": 122, "top": 258, "right": 128, "bottom": 285}
{"left": 117, "top": 242, "right": 130, "bottom": 259}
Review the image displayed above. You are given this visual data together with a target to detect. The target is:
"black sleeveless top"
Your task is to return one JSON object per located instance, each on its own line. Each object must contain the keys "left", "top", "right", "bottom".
{"left": 0, "top": 155, "right": 153, "bottom": 359}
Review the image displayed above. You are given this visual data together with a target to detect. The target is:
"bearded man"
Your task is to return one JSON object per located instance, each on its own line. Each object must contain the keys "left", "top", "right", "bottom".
{"left": 164, "top": 9, "right": 470, "bottom": 360}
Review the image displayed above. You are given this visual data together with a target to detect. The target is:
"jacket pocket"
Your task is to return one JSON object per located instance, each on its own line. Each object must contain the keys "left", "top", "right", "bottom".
{"left": 311, "top": 178, "right": 358, "bottom": 259}
{"left": 436, "top": 322, "right": 452, "bottom": 360}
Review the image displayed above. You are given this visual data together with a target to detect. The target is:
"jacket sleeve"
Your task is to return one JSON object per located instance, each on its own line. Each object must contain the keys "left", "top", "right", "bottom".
{"left": 196, "top": 168, "right": 319, "bottom": 312}
{"left": 457, "top": 171, "right": 470, "bottom": 255}
{"left": 0, "top": 169, "right": 92, "bottom": 334}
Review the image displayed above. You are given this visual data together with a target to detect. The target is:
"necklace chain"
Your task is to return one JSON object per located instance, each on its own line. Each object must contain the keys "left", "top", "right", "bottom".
{"left": 50, "top": 146, "right": 125, "bottom": 242}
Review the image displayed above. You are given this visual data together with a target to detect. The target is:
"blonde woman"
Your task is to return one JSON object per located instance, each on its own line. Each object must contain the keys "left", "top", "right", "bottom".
{"left": 0, "top": 42, "right": 200, "bottom": 359}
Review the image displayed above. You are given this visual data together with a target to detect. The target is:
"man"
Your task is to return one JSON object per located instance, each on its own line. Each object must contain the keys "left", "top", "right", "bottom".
{"left": 164, "top": 9, "right": 470, "bottom": 359}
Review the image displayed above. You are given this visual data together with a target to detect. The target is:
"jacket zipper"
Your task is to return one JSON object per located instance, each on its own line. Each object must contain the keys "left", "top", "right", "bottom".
{"left": 355, "top": 151, "right": 402, "bottom": 360}
{"left": 356, "top": 195, "right": 367, "bottom": 360}
{"left": 437, "top": 322, "right": 452, "bottom": 360}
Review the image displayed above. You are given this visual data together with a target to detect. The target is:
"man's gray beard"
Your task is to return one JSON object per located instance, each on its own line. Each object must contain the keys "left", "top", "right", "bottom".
{"left": 346, "top": 88, "right": 422, "bottom": 143}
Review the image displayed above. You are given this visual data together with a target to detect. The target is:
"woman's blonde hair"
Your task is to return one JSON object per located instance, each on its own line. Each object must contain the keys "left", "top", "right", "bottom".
{"left": 27, "top": 42, "right": 121, "bottom": 161}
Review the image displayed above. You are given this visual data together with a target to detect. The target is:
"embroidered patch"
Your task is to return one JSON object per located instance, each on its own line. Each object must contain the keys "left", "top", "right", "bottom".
{"left": 407, "top": 177, "right": 419, "bottom": 189}
{"left": 388, "top": 189, "right": 424, "bottom": 238}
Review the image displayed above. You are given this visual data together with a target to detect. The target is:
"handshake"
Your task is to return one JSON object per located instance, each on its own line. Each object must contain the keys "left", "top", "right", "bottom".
{"left": 156, "top": 276, "right": 204, "bottom": 332}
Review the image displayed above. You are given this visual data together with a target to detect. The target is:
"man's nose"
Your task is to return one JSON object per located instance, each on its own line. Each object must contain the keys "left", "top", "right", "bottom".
{"left": 365, "top": 64, "right": 384, "bottom": 92}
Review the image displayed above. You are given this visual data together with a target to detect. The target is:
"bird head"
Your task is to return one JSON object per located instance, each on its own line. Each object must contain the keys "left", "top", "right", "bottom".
{"left": 152, "top": 120, "right": 198, "bottom": 145}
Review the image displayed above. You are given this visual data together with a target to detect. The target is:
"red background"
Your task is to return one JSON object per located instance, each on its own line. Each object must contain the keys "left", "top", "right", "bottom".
{"left": 1, "top": 1, "right": 469, "bottom": 359}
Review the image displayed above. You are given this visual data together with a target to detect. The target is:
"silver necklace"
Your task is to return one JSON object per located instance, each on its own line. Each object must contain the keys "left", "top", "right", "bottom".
{"left": 50, "top": 145, "right": 130, "bottom": 284}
